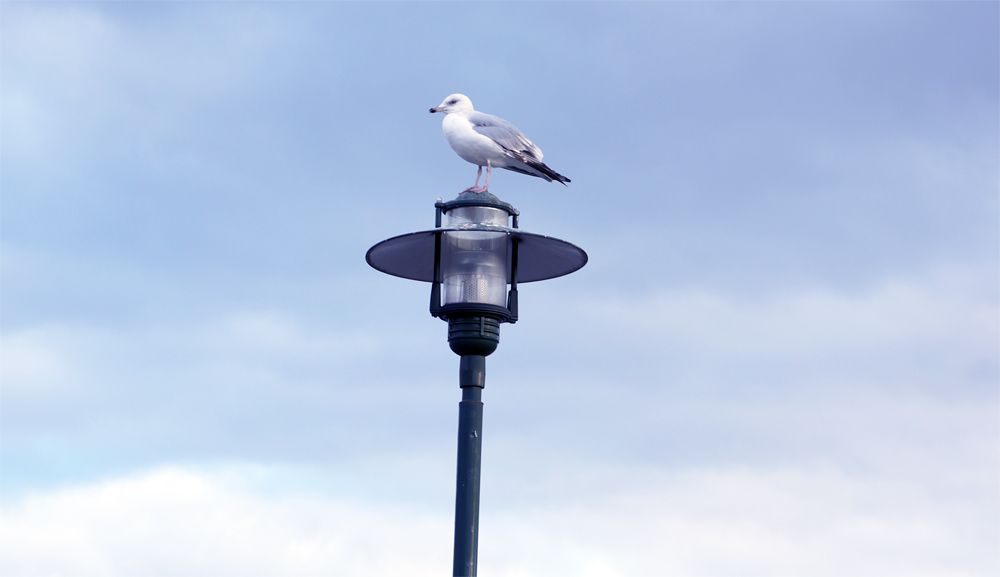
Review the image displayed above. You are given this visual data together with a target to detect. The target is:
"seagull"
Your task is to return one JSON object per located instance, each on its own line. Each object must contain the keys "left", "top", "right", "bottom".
{"left": 429, "top": 93, "right": 570, "bottom": 193}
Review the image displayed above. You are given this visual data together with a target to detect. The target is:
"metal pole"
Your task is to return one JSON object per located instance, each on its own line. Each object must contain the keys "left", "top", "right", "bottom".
{"left": 453, "top": 354, "right": 485, "bottom": 577}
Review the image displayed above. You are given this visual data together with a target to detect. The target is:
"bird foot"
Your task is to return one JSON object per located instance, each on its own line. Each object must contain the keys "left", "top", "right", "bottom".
{"left": 463, "top": 185, "right": 489, "bottom": 193}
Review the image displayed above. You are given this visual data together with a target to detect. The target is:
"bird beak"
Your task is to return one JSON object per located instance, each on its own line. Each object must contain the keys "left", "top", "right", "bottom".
{"left": 429, "top": 106, "right": 440, "bottom": 113}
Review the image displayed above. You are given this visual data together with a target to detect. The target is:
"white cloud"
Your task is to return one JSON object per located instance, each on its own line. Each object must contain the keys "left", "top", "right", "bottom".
{"left": 0, "top": 466, "right": 450, "bottom": 577}
{"left": 0, "top": 3, "right": 308, "bottom": 181}
{"left": 1, "top": 463, "right": 995, "bottom": 577}
{"left": 0, "top": 329, "right": 71, "bottom": 393}
{"left": 0, "top": 308, "right": 401, "bottom": 480}
{"left": 0, "top": 311, "right": 380, "bottom": 395}
{"left": 0, "top": 4, "right": 119, "bottom": 168}
{"left": 588, "top": 269, "right": 995, "bottom": 356}
{"left": 194, "top": 311, "right": 382, "bottom": 365}
{"left": 556, "top": 266, "right": 998, "bottom": 390}
{"left": 519, "top": 465, "right": 997, "bottom": 577}
{"left": 0, "top": 309, "right": 424, "bottom": 463}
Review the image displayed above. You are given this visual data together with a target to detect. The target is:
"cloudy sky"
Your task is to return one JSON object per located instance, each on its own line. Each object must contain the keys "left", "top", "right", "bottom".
{"left": 1, "top": 2, "right": 997, "bottom": 576}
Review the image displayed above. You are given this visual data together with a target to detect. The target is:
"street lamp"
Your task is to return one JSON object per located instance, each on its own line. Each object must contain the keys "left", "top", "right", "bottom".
{"left": 366, "top": 190, "right": 587, "bottom": 576}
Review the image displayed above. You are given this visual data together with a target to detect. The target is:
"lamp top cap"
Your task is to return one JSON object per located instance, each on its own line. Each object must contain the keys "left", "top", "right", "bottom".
{"left": 435, "top": 191, "right": 519, "bottom": 217}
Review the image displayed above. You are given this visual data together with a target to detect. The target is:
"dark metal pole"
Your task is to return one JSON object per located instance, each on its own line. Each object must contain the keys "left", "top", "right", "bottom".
{"left": 453, "top": 354, "right": 485, "bottom": 577}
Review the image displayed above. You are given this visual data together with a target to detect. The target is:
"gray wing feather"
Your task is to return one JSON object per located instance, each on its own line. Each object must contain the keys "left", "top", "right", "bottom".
{"left": 468, "top": 111, "right": 544, "bottom": 161}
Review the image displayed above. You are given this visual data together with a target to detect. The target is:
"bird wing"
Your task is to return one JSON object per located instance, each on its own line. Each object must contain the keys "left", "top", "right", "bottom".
{"left": 468, "top": 111, "right": 544, "bottom": 161}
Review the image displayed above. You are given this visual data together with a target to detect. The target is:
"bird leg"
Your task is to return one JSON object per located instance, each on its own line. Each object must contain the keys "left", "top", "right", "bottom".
{"left": 482, "top": 161, "right": 492, "bottom": 193}
{"left": 464, "top": 165, "right": 487, "bottom": 193}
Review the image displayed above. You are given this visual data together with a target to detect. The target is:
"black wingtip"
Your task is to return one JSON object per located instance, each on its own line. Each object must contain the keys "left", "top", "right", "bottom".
{"left": 503, "top": 151, "right": 572, "bottom": 185}
{"left": 530, "top": 160, "right": 571, "bottom": 185}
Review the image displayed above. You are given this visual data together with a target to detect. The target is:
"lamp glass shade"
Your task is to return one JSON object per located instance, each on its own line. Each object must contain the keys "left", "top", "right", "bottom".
{"left": 440, "top": 230, "right": 509, "bottom": 308}
{"left": 446, "top": 205, "right": 510, "bottom": 228}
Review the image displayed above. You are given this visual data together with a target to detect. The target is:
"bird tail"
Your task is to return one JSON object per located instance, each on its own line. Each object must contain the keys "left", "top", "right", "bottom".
{"left": 504, "top": 150, "right": 571, "bottom": 185}
{"left": 528, "top": 160, "right": 571, "bottom": 185}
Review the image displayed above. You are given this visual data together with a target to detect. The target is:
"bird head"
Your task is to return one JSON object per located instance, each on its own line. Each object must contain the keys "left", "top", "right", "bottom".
{"left": 429, "top": 93, "right": 474, "bottom": 115}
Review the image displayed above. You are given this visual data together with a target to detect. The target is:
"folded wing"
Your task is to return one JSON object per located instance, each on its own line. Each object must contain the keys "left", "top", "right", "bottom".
{"left": 469, "top": 111, "right": 570, "bottom": 184}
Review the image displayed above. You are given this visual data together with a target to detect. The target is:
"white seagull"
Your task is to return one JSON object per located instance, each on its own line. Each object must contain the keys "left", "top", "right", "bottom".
{"left": 429, "top": 93, "right": 570, "bottom": 193}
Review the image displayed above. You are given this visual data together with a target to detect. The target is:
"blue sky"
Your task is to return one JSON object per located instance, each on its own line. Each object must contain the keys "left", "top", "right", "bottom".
{"left": 1, "top": 2, "right": 997, "bottom": 576}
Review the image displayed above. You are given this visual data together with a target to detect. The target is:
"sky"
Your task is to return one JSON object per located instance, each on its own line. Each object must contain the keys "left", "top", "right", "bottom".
{"left": 1, "top": 1, "right": 998, "bottom": 576}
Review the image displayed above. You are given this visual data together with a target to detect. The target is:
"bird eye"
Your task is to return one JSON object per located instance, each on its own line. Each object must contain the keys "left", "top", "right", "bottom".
{"left": 448, "top": 99, "right": 458, "bottom": 105}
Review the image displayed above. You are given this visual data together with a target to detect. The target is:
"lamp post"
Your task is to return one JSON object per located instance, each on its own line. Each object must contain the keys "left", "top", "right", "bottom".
{"left": 366, "top": 191, "right": 587, "bottom": 576}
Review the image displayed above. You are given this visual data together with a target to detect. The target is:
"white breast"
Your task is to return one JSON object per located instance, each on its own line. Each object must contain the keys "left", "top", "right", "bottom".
{"left": 442, "top": 114, "right": 504, "bottom": 167}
